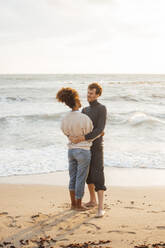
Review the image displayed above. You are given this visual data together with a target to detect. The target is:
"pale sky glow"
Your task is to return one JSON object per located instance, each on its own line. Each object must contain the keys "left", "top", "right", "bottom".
{"left": 1, "top": 0, "right": 165, "bottom": 74}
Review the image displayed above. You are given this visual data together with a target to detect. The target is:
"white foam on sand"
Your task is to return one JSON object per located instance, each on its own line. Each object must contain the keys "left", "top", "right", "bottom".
{"left": 0, "top": 167, "right": 165, "bottom": 187}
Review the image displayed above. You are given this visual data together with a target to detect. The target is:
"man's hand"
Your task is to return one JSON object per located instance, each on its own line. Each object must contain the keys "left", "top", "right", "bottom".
{"left": 69, "top": 135, "right": 85, "bottom": 144}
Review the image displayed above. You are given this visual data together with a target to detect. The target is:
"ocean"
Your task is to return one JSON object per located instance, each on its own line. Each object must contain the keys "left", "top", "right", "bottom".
{"left": 0, "top": 74, "right": 165, "bottom": 176}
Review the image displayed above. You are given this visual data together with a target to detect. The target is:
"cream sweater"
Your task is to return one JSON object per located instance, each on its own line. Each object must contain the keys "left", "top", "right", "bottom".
{"left": 61, "top": 111, "right": 93, "bottom": 150}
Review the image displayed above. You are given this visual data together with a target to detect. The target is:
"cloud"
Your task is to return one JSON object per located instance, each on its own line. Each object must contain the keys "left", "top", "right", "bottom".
{"left": 0, "top": 0, "right": 165, "bottom": 73}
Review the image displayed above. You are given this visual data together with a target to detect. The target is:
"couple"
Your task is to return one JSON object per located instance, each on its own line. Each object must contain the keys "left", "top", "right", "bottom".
{"left": 56, "top": 83, "right": 107, "bottom": 218}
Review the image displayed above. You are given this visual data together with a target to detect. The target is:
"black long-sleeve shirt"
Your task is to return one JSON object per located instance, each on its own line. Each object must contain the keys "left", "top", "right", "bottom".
{"left": 82, "top": 100, "right": 107, "bottom": 147}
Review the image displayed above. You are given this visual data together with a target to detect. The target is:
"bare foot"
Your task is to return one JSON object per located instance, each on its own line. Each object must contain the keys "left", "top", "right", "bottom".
{"left": 95, "top": 210, "right": 105, "bottom": 218}
{"left": 70, "top": 205, "right": 77, "bottom": 210}
{"left": 85, "top": 201, "right": 97, "bottom": 208}
{"left": 75, "top": 206, "right": 89, "bottom": 211}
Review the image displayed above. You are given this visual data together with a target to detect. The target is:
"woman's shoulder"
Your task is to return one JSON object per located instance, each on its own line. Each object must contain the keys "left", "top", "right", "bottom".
{"left": 80, "top": 112, "right": 92, "bottom": 123}
{"left": 65, "top": 111, "right": 87, "bottom": 118}
{"left": 76, "top": 111, "right": 90, "bottom": 120}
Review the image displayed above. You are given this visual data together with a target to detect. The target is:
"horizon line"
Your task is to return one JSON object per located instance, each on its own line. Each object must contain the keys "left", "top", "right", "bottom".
{"left": 1, "top": 72, "right": 165, "bottom": 76}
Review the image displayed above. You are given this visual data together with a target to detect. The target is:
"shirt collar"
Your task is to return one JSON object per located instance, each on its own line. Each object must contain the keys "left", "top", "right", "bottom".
{"left": 89, "top": 100, "right": 98, "bottom": 107}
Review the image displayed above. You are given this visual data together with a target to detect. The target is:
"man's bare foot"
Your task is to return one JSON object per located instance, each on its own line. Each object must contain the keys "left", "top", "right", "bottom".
{"left": 84, "top": 201, "right": 97, "bottom": 208}
{"left": 76, "top": 205, "right": 89, "bottom": 211}
{"left": 95, "top": 209, "right": 105, "bottom": 218}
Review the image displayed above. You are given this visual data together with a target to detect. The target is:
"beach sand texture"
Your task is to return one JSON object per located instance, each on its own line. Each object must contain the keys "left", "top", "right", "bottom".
{"left": 0, "top": 176, "right": 165, "bottom": 248}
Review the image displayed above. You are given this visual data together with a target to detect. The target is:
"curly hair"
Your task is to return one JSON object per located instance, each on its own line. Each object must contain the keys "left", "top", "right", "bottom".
{"left": 88, "top": 82, "right": 102, "bottom": 96}
{"left": 56, "top": 87, "right": 81, "bottom": 109}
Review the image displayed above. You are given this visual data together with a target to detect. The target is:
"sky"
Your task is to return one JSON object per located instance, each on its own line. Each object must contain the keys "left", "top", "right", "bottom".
{"left": 0, "top": 0, "right": 165, "bottom": 74}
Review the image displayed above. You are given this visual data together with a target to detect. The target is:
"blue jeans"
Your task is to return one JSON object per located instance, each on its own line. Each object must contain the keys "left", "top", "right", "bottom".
{"left": 68, "top": 149, "right": 91, "bottom": 199}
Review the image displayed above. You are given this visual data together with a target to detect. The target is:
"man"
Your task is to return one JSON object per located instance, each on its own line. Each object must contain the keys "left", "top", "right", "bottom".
{"left": 70, "top": 82, "right": 107, "bottom": 217}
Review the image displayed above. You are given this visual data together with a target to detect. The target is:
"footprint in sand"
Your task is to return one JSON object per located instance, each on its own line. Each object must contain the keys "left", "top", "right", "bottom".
{"left": 0, "top": 212, "right": 8, "bottom": 216}
{"left": 83, "top": 222, "right": 101, "bottom": 230}
{"left": 7, "top": 216, "right": 14, "bottom": 220}
{"left": 124, "top": 207, "right": 144, "bottom": 210}
{"left": 147, "top": 210, "right": 160, "bottom": 213}
{"left": 8, "top": 224, "right": 16, "bottom": 228}
{"left": 15, "top": 216, "right": 21, "bottom": 218}
{"left": 31, "top": 214, "right": 40, "bottom": 219}
{"left": 156, "top": 226, "right": 165, "bottom": 230}
{"left": 144, "top": 226, "right": 153, "bottom": 230}
{"left": 107, "top": 230, "right": 136, "bottom": 234}
{"left": 121, "top": 225, "right": 129, "bottom": 228}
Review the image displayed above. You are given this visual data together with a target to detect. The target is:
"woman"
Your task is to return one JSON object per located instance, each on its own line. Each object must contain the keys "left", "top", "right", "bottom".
{"left": 56, "top": 87, "right": 93, "bottom": 211}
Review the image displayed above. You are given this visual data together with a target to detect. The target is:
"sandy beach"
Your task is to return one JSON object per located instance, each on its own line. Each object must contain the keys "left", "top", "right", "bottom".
{"left": 1, "top": 168, "right": 165, "bottom": 248}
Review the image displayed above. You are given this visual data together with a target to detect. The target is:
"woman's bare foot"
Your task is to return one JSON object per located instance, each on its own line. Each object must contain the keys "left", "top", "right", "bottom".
{"left": 70, "top": 205, "right": 77, "bottom": 210}
{"left": 76, "top": 199, "right": 89, "bottom": 211}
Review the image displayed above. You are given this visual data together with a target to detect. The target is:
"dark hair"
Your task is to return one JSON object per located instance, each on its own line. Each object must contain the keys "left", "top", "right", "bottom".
{"left": 56, "top": 87, "right": 81, "bottom": 109}
{"left": 88, "top": 82, "right": 102, "bottom": 96}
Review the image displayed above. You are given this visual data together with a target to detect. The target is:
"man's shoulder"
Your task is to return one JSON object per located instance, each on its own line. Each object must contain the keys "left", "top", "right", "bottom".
{"left": 97, "top": 102, "right": 107, "bottom": 110}
{"left": 82, "top": 102, "right": 106, "bottom": 112}
{"left": 82, "top": 106, "right": 90, "bottom": 112}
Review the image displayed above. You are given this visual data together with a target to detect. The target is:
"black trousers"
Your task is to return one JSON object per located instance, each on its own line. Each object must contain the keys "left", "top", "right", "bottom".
{"left": 86, "top": 144, "right": 106, "bottom": 192}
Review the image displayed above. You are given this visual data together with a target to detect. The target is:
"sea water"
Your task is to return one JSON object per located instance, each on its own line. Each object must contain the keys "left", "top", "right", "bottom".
{"left": 0, "top": 74, "right": 165, "bottom": 176}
